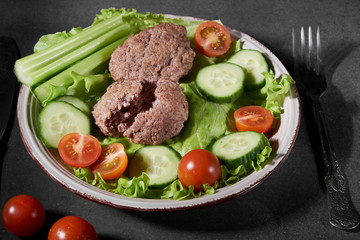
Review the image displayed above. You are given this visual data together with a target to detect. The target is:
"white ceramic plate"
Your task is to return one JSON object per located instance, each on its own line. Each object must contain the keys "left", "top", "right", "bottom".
{"left": 17, "top": 15, "right": 300, "bottom": 211}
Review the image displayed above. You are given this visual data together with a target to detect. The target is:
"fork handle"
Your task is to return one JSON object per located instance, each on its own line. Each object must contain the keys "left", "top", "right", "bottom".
{"left": 313, "top": 102, "right": 360, "bottom": 230}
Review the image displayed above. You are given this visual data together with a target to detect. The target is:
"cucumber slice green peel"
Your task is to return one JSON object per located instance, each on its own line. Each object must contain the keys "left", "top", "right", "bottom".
{"left": 55, "top": 95, "right": 91, "bottom": 115}
{"left": 195, "top": 62, "right": 245, "bottom": 103}
{"left": 128, "top": 145, "right": 181, "bottom": 189}
{"left": 38, "top": 101, "right": 91, "bottom": 148}
{"left": 211, "top": 131, "right": 271, "bottom": 170}
{"left": 228, "top": 49, "right": 269, "bottom": 91}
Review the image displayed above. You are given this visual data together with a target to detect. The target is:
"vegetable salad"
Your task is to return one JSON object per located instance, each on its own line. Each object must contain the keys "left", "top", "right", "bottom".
{"left": 15, "top": 8, "right": 294, "bottom": 200}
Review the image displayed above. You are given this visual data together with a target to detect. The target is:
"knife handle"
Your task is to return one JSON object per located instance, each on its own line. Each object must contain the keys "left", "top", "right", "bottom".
{"left": 0, "top": 36, "right": 20, "bottom": 142}
{"left": 0, "top": 36, "right": 20, "bottom": 69}
{"left": 312, "top": 102, "right": 360, "bottom": 230}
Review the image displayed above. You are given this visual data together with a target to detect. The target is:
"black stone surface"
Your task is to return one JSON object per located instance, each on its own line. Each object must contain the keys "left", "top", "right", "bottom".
{"left": 1, "top": 0, "right": 360, "bottom": 239}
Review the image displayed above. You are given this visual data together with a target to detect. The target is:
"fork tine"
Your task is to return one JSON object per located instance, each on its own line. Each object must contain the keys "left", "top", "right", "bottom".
{"left": 292, "top": 27, "right": 297, "bottom": 74}
{"left": 294, "top": 26, "right": 321, "bottom": 76}
{"left": 308, "top": 26, "right": 313, "bottom": 70}
{"left": 300, "top": 26, "right": 305, "bottom": 64}
{"left": 291, "top": 27, "right": 295, "bottom": 58}
{"left": 316, "top": 26, "right": 321, "bottom": 74}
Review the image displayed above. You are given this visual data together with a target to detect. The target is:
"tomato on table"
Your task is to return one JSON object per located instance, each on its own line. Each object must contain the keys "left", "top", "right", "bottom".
{"left": 58, "top": 133, "right": 101, "bottom": 168}
{"left": 177, "top": 149, "right": 222, "bottom": 192}
{"left": 91, "top": 143, "right": 128, "bottom": 180}
{"left": 48, "top": 215, "right": 97, "bottom": 240}
{"left": 1, "top": 194, "right": 45, "bottom": 237}
{"left": 234, "top": 106, "right": 274, "bottom": 133}
{"left": 194, "top": 21, "right": 231, "bottom": 57}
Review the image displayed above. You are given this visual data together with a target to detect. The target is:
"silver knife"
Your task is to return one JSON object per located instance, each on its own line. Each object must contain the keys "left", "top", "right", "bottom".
{"left": 0, "top": 36, "right": 20, "bottom": 142}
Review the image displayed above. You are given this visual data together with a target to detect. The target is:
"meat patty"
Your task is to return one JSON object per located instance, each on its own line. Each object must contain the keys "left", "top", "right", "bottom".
{"left": 109, "top": 23, "right": 195, "bottom": 83}
{"left": 92, "top": 79, "right": 188, "bottom": 144}
{"left": 124, "top": 79, "right": 188, "bottom": 144}
{"left": 93, "top": 23, "right": 194, "bottom": 145}
{"left": 92, "top": 80, "right": 156, "bottom": 137}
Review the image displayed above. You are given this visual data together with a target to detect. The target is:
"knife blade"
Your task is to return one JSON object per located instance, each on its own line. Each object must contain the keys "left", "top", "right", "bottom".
{"left": 0, "top": 36, "right": 20, "bottom": 142}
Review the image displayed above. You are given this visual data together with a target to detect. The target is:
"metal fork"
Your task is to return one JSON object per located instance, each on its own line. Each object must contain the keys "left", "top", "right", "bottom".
{"left": 292, "top": 26, "right": 360, "bottom": 230}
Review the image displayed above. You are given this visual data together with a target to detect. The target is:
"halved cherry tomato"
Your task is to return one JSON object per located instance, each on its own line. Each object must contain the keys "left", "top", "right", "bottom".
{"left": 58, "top": 133, "right": 101, "bottom": 168}
{"left": 177, "top": 149, "right": 221, "bottom": 192}
{"left": 234, "top": 106, "right": 274, "bottom": 133}
{"left": 1, "top": 194, "right": 45, "bottom": 237}
{"left": 91, "top": 143, "right": 128, "bottom": 180}
{"left": 48, "top": 216, "right": 97, "bottom": 240}
{"left": 194, "top": 21, "right": 231, "bottom": 57}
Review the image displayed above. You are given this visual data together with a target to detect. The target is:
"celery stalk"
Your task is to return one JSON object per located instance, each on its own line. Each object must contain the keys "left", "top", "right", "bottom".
{"left": 33, "top": 36, "right": 130, "bottom": 106}
{"left": 29, "top": 23, "right": 131, "bottom": 87}
{"left": 14, "top": 12, "right": 127, "bottom": 87}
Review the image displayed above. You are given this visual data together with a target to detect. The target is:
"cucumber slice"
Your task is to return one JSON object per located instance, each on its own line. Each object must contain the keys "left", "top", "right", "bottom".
{"left": 228, "top": 49, "right": 269, "bottom": 90}
{"left": 210, "top": 131, "right": 269, "bottom": 170}
{"left": 128, "top": 145, "right": 180, "bottom": 189}
{"left": 56, "top": 95, "right": 91, "bottom": 115}
{"left": 195, "top": 62, "right": 245, "bottom": 103}
{"left": 38, "top": 101, "right": 91, "bottom": 148}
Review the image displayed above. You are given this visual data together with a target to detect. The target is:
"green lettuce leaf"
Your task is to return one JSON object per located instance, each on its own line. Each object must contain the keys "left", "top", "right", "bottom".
{"left": 73, "top": 169, "right": 116, "bottom": 191}
{"left": 73, "top": 168, "right": 150, "bottom": 198}
{"left": 161, "top": 180, "right": 215, "bottom": 200}
{"left": 73, "top": 167, "right": 93, "bottom": 182}
{"left": 113, "top": 173, "right": 150, "bottom": 198}
{"left": 34, "top": 27, "right": 83, "bottom": 53}
{"left": 261, "top": 72, "right": 295, "bottom": 117}
{"left": 66, "top": 71, "right": 112, "bottom": 106}
{"left": 39, "top": 71, "right": 112, "bottom": 106}
{"left": 165, "top": 83, "right": 232, "bottom": 156}
{"left": 245, "top": 71, "right": 295, "bottom": 117}
{"left": 92, "top": 7, "right": 204, "bottom": 35}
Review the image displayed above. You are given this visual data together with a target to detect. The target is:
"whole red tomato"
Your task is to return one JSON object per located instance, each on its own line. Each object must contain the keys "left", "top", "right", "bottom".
{"left": 178, "top": 149, "right": 222, "bottom": 192}
{"left": 1, "top": 194, "right": 45, "bottom": 237}
{"left": 48, "top": 215, "right": 98, "bottom": 240}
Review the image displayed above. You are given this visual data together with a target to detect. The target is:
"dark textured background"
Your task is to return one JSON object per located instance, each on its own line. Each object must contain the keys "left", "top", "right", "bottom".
{"left": 1, "top": 0, "right": 360, "bottom": 239}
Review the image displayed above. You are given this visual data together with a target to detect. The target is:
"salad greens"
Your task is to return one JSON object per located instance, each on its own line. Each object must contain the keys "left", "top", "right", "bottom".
{"left": 21, "top": 8, "right": 294, "bottom": 200}
{"left": 165, "top": 83, "right": 233, "bottom": 156}
{"left": 33, "top": 36, "right": 129, "bottom": 106}
{"left": 33, "top": 27, "right": 83, "bottom": 53}
{"left": 15, "top": 8, "right": 204, "bottom": 106}
{"left": 15, "top": 14, "right": 131, "bottom": 89}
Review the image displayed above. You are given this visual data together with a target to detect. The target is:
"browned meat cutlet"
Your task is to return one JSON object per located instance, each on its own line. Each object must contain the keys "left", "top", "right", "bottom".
{"left": 92, "top": 80, "right": 156, "bottom": 137}
{"left": 93, "top": 22, "right": 194, "bottom": 145}
{"left": 124, "top": 79, "right": 188, "bottom": 144}
{"left": 109, "top": 23, "right": 195, "bottom": 83}
{"left": 92, "top": 79, "right": 188, "bottom": 144}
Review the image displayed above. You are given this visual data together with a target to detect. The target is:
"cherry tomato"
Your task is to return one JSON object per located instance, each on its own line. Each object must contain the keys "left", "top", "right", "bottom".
{"left": 48, "top": 216, "right": 97, "bottom": 240}
{"left": 91, "top": 143, "right": 128, "bottom": 180}
{"left": 194, "top": 21, "right": 231, "bottom": 57}
{"left": 1, "top": 194, "right": 45, "bottom": 237}
{"left": 177, "top": 149, "right": 221, "bottom": 192}
{"left": 234, "top": 106, "right": 274, "bottom": 133}
{"left": 58, "top": 133, "right": 101, "bottom": 168}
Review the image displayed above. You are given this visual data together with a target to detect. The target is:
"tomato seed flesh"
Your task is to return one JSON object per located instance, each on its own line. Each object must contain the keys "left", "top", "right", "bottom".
{"left": 100, "top": 157, "right": 119, "bottom": 171}
{"left": 200, "top": 27, "right": 226, "bottom": 49}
